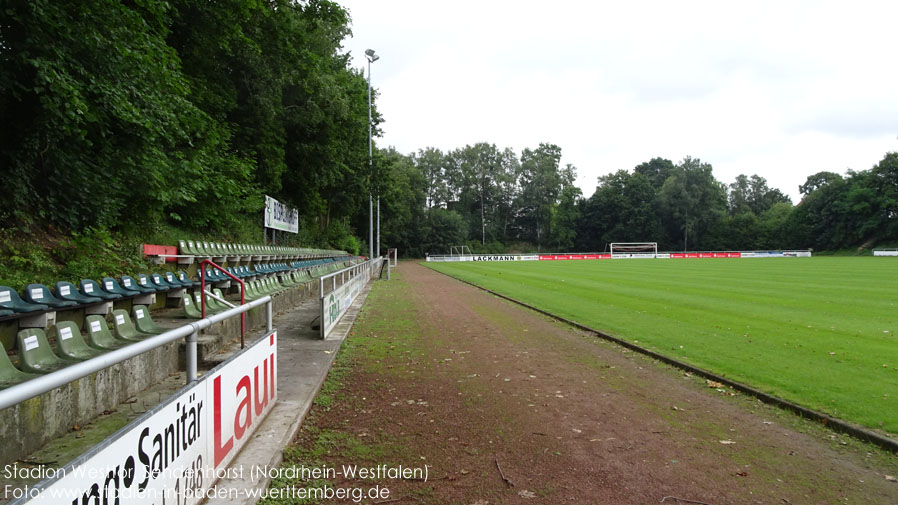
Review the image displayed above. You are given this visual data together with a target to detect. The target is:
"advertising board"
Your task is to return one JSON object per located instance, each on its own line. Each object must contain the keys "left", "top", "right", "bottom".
{"left": 9, "top": 332, "right": 278, "bottom": 505}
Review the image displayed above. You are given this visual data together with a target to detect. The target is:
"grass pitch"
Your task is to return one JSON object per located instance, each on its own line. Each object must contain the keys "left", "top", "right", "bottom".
{"left": 426, "top": 257, "right": 898, "bottom": 433}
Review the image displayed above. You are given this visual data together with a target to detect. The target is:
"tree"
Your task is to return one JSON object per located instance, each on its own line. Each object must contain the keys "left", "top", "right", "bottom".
{"left": 657, "top": 157, "right": 726, "bottom": 251}
{"left": 517, "top": 143, "right": 564, "bottom": 248}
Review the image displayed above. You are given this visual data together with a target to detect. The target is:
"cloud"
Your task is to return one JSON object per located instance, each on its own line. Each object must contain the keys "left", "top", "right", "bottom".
{"left": 339, "top": 0, "right": 898, "bottom": 200}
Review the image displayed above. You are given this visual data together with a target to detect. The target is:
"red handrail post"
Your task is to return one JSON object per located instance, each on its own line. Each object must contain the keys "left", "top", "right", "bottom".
{"left": 199, "top": 260, "right": 247, "bottom": 348}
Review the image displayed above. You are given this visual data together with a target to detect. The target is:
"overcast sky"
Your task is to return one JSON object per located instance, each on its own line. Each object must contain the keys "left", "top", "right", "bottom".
{"left": 337, "top": 0, "right": 897, "bottom": 201}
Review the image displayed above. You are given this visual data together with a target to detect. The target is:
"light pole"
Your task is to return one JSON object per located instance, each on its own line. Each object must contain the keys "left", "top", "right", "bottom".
{"left": 365, "top": 49, "right": 379, "bottom": 259}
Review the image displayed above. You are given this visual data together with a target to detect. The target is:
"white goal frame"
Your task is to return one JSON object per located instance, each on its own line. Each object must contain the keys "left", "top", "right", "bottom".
{"left": 610, "top": 242, "right": 658, "bottom": 257}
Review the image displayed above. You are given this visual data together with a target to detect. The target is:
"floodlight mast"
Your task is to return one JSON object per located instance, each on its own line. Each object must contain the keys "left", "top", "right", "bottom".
{"left": 366, "top": 49, "right": 379, "bottom": 259}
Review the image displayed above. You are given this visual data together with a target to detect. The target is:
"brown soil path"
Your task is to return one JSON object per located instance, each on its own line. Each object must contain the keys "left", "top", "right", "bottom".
{"left": 277, "top": 262, "right": 898, "bottom": 505}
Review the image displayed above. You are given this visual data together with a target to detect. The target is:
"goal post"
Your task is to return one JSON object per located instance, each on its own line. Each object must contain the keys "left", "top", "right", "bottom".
{"left": 610, "top": 242, "right": 658, "bottom": 258}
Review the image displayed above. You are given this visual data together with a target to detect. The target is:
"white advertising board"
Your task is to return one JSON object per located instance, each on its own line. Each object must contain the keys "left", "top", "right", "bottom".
{"left": 321, "top": 270, "right": 367, "bottom": 338}
{"left": 9, "top": 331, "right": 278, "bottom": 505}
{"left": 263, "top": 195, "right": 299, "bottom": 234}
{"left": 426, "top": 255, "right": 539, "bottom": 262}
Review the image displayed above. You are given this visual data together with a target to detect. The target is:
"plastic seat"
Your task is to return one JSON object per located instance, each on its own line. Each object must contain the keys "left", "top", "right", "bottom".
{"left": 50, "top": 321, "right": 105, "bottom": 360}
{"left": 177, "top": 270, "right": 201, "bottom": 287}
{"left": 121, "top": 275, "right": 155, "bottom": 294}
{"left": 111, "top": 310, "right": 150, "bottom": 341}
{"left": 163, "top": 271, "right": 190, "bottom": 289}
{"left": 132, "top": 305, "right": 166, "bottom": 335}
{"left": 135, "top": 274, "right": 162, "bottom": 292}
{"left": 181, "top": 294, "right": 203, "bottom": 319}
{"left": 151, "top": 273, "right": 180, "bottom": 290}
{"left": 17, "top": 328, "right": 71, "bottom": 374}
{"left": 84, "top": 315, "right": 131, "bottom": 350}
{"left": 101, "top": 277, "right": 141, "bottom": 297}
{"left": 0, "top": 309, "right": 13, "bottom": 318}
{"left": 24, "top": 283, "right": 78, "bottom": 308}
{"left": 0, "top": 347, "right": 38, "bottom": 389}
{"left": 0, "top": 286, "right": 49, "bottom": 313}
{"left": 211, "top": 288, "right": 236, "bottom": 310}
{"left": 55, "top": 281, "right": 103, "bottom": 305}
{"left": 79, "top": 279, "right": 121, "bottom": 301}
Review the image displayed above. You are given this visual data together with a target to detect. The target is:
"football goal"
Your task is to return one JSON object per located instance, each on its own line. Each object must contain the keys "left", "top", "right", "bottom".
{"left": 610, "top": 242, "right": 658, "bottom": 257}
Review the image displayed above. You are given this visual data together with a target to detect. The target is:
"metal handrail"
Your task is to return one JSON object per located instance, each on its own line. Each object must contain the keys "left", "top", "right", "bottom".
{"left": 200, "top": 259, "right": 246, "bottom": 347}
{"left": 319, "top": 258, "right": 378, "bottom": 297}
{"left": 0, "top": 295, "right": 272, "bottom": 411}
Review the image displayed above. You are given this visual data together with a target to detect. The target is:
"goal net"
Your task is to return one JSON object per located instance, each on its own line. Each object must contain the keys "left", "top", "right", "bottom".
{"left": 610, "top": 242, "right": 658, "bottom": 258}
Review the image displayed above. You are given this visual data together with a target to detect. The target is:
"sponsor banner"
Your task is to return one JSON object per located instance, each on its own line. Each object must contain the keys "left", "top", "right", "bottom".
{"left": 12, "top": 332, "right": 277, "bottom": 505}
{"left": 264, "top": 195, "right": 299, "bottom": 234}
{"left": 611, "top": 253, "right": 656, "bottom": 259}
{"left": 656, "top": 253, "right": 671, "bottom": 259}
{"left": 783, "top": 250, "right": 812, "bottom": 258}
{"left": 322, "top": 268, "right": 368, "bottom": 338}
{"left": 874, "top": 250, "right": 898, "bottom": 256}
{"left": 471, "top": 255, "right": 536, "bottom": 261}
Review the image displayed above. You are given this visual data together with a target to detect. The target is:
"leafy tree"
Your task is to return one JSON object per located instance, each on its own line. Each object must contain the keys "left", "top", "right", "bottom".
{"left": 657, "top": 157, "right": 726, "bottom": 250}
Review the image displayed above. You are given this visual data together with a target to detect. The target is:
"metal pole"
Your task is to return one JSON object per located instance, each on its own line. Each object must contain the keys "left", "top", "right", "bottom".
{"left": 368, "top": 57, "right": 374, "bottom": 259}
{"left": 377, "top": 196, "right": 380, "bottom": 258}
{"left": 266, "top": 300, "right": 273, "bottom": 332}
{"left": 187, "top": 330, "right": 198, "bottom": 383}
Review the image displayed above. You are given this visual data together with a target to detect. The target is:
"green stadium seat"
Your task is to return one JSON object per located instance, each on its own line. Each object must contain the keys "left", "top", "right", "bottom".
{"left": 17, "top": 328, "right": 71, "bottom": 374}
{"left": 165, "top": 271, "right": 193, "bottom": 288}
{"left": 151, "top": 273, "right": 180, "bottom": 290}
{"left": 50, "top": 321, "right": 105, "bottom": 360}
{"left": 121, "top": 275, "right": 155, "bottom": 294}
{"left": 0, "top": 286, "right": 49, "bottom": 313}
{"left": 0, "top": 309, "right": 13, "bottom": 318}
{"left": 210, "top": 288, "right": 234, "bottom": 311}
{"left": 24, "top": 283, "right": 78, "bottom": 308}
{"left": 55, "top": 281, "right": 103, "bottom": 305}
{"left": 0, "top": 346, "right": 38, "bottom": 389}
{"left": 84, "top": 315, "right": 131, "bottom": 350}
{"left": 177, "top": 270, "right": 201, "bottom": 288}
{"left": 79, "top": 279, "right": 121, "bottom": 301}
{"left": 181, "top": 294, "right": 203, "bottom": 319}
{"left": 111, "top": 310, "right": 148, "bottom": 341}
{"left": 132, "top": 305, "right": 166, "bottom": 335}
{"left": 101, "top": 277, "right": 141, "bottom": 297}
{"left": 135, "top": 274, "right": 163, "bottom": 292}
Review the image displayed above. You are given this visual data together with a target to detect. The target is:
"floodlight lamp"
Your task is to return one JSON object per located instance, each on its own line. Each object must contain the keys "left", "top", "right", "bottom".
{"left": 365, "top": 49, "right": 379, "bottom": 62}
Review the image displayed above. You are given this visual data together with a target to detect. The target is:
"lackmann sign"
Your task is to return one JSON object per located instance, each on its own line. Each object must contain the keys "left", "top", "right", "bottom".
{"left": 8, "top": 332, "right": 278, "bottom": 505}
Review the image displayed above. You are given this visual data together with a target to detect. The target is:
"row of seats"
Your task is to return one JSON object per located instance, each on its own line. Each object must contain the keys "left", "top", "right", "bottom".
{"left": 0, "top": 271, "right": 204, "bottom": 316}
{"left": 181, "top": 269, "right": 314, "bottom": 318}
{"left": 0, "top": 306, "right": 165, "bottom": 388}
{"left": 1, "top": 257, "right": 353, "bottom": 316}
{"left": 178, "top": 240, "right": 345, "bottom": 259}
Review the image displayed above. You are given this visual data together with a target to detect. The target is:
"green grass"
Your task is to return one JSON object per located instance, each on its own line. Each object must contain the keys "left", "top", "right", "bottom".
{"left": 426, "top": 257, "right": 898, "bottom": 433}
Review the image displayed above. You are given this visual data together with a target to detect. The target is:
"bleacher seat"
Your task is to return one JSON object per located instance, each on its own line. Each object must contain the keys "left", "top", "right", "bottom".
{"left": 79, "top": 279, "right": 121, "bottom": 301}
{"left": 0, "top": 347, "right": 38, "bottom": 388}
{"left": 164, "top": 271, "right": 193, "bottom": 289}
{"left": 135, "top": 274, "right": 163, "bottom": 292}
{"left": 121, "top": 275, "right": 155, "bottom": 294}
{"left": 55, "top": 281, "right": 103, "bottom": 305}
{"left": 85, "top": 315, "right": 131, "bottom": 350}
{"left": 0, "top": 286, "right": 49, "bottom": 313}
{"left": 111, "top": 310, "right": 149, "bottom": 341}
{"left": 132, "top": 305, "right": 166, "bottom": 335}
{"left": 16, "top": 328, "right": 70, "bottom": 374}
{"left": 151, "top": 273, "right": 180, "bottom": 290}
{"left": 101, "top": 277, "right": 141, "bottom": 297}
{"left": 181, "top": 294, "right": 202, "bottom": 319}
{"left": 177, "top": 271, "right": 201, "bottom": 287}
{"left": 50, "top": 321, "right": 105, "bottom": 360}
{"left": 24, "top": 283, "right": 78, "bottom": 308}
{"left": 0, "top": 309, "right": 14, "bottom": 318}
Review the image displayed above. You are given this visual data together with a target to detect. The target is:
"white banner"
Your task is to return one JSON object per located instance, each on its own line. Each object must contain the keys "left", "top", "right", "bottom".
{"left": 9, "top": 332, "right": 278, "bottom": 505}
{"left": 264, "top": 195, "right": 299, "bottom": 234}
{"left": 426, "top": 255, "right": 539, "bottom": 262}
{"left": 874, "top": 250, "right": 898, "bottom": 256}
{"left": 321, "top": 268, "right": 369, "bottom": 338}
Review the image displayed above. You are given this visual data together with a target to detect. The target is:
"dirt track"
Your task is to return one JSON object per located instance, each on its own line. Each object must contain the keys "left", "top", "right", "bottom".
{"left": 283, "top": 262, "right": 898, "bottom": 504}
